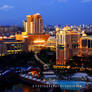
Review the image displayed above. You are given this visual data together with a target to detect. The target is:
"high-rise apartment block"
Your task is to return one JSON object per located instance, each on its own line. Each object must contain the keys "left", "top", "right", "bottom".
{"left": 56, "top": 26, "right": 81, "bottom": 65}
{"left": 55, "top": 26, "right": 92, "bottom": 67}
{"left": 24, "top": 13, "right": 43, "bottom": 34}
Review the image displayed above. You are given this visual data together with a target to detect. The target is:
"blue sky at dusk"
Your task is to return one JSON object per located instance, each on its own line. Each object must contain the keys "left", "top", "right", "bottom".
{"left": 0, "top": 0, "right": 92, "bottom": 26}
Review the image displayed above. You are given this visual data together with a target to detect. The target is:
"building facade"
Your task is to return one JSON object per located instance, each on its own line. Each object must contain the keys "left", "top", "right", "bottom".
{"left": 56, "top": 26, "right": 81, "bottom": 65}
{"left": 0, "top": 39, "right": 24, "bottom": 56}
{"left": 24, "top": 13, "right": 43, "bottom": 34}
{"left": 22, "top": 13, "right": 50, "bottom": 52}
{"left": 27, "top": 34, "right": 50, "bottom": 52}
{"left": 79, "top": 32, "right": 92, "bottom": 56}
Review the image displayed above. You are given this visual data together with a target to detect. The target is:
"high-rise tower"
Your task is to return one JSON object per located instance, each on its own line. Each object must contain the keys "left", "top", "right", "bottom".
{"left": 56, "top": 26, "right": 81, "bottom": 65}
{"left": 24, "top": 13, "right": 43, "bottom": 34}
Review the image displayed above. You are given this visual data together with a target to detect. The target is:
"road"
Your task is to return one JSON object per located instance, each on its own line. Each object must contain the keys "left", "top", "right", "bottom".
{"left": 34, "top": 52, "right": 49, "bottom": 69}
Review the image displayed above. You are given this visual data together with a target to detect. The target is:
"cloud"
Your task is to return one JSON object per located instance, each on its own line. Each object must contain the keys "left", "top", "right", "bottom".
{"left": 81, "top": 0, "right": 92, "bottom": 3}
{"left": 0, "top": 5, "right": 14, "bottom": 10}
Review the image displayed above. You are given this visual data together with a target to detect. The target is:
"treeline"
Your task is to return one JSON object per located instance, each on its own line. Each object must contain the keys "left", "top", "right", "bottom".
{"left": 38, "top": 48, "right": 56, "bottom": 67}
{"left": 0, "top": 51, "right": 43, "bottom": 69}
{"left": 67, "top": 55, "right": 92, "bottom": 68}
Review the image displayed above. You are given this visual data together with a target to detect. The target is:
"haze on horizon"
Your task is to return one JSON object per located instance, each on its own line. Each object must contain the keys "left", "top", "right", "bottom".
{"left": 0, "top": 0, "right": 92, "bottom": 26}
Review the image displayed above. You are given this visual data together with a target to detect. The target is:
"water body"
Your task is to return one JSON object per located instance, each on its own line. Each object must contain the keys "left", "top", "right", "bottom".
{"left": 0, "top": 84, "right": 40, "bottom": 92}
{"left": 0, "top": 81, "right": 87, "bottom": 92}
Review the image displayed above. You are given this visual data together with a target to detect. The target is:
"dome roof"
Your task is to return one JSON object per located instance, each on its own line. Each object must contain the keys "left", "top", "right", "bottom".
{"left": 56, "top": 27, "right": 60, "bottom": 32}
{"left": 81, "top": 31, "right": 87, "bottom": 37}
{"left": 63, "top": 26, "right": 71, "bottom": 31}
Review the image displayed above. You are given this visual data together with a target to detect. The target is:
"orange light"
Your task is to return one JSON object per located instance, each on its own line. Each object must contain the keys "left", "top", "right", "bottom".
{"left": 67, "top": 66, "right": 71, "bottom": 69}
{"left": 33, "top": 40, "right": 45, "bottom": 43}
{"left": 23, "top": 36, "right": 28, "bottom": 38}
{"left": 0, "top": 36, "right": 3, "bottom": 39}
{"left": 3, "top": 36, "right": 8, "bottom": 39}
{"left": 10, "top": 35, "right": 15, "bottom": 38}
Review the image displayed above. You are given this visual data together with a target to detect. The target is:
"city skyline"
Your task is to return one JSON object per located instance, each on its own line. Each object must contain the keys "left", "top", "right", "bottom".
{"left": 0, "top": 2, "right": 92, "bottom": 92}
{"left": 0, "top": 0, "right": 92, "bottom": 26}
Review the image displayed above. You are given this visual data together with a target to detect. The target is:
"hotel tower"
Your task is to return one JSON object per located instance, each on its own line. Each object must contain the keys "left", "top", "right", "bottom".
{"left": 23, "top": 13, "right": 49, "bottom": 51}
{"left": 24, "top": 13, "right": 43, "bottom": 34}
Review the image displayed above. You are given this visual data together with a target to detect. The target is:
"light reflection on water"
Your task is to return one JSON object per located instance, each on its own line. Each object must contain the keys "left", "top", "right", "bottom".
{"left": 0, "top": 84, "right": 82, "bottom": 92}
{"left": 63, "top": 90, "right": 80, "bottom": 92}
{"left": 3, "top": 84, "right": 44, "bottom": 92}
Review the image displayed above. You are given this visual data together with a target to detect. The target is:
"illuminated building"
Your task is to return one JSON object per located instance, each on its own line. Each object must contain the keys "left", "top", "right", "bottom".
{"left": 56, "top": 26, "right": 81, "bottom": 65}
{"left": 24, "top": 13, "right": 43, "bottom": 34}
{"left": 4, "top": 40, "right": 24, "bottom": 55}
{"left": 16, "top": 32, "right": 50, "bottom": 52}
{"left": 0, "top": 35, "right": 15, "bottom": 40}
{"left": 56, "top": 26, "right": 92, "bottom": 68}
{"left": 21, "top": 13, "right": 50, "bottom": 52}
{"left": 27, "top": 34, "right": 50, "bottom": 51}
{"left": 0, "top": 39, "right": 24, "bottom": 56}
{"left": 16, "top": 33, "right": 25, "bottom": 41}
{"left": 79, "top": 31, "right": 92, "bottom": 56}
{"left": 45, "top": 36, "right": 56, "bottom": 51}
{"left": 0, "top": 43, "right": 7, "bottom": 56}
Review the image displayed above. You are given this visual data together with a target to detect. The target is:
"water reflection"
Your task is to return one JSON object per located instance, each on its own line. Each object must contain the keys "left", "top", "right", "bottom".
{"left": 3, "top": 84, "right": 43, "bottom": 92}
{"left": 0, "top": 84, "right": 82, "bottom": 92}
{"left": 63, "top": 90, "right": 80, "bottom": 92}
{"left": 24, "top": 85, "right": 40, "bottom": 92}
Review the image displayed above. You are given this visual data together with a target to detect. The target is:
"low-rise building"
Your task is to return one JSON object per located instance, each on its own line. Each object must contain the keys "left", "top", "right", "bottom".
{"left": 0, "top": 39, "right": 24, "bottom": 56}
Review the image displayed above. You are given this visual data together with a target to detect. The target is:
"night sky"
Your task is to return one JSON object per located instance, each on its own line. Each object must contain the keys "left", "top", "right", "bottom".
{"left": 0, "top": 0, "right": 92, "bottom": 26}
